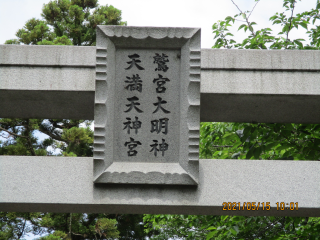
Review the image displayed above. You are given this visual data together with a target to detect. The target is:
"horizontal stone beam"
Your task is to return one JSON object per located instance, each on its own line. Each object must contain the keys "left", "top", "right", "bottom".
{"left": 201, "top": 49, "right": 320, "bottom": 123}
{"left": 1, "top": 45, "right": 319, "bottom": 123}
{"left": 0, "top": 45, "right": 96, "bottom": 119}
{"left": 0, "top": 156, "right": 319, "bottom": 216}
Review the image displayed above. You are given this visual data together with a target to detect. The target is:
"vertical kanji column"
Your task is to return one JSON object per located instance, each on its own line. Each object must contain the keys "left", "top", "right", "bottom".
{"left": 94, "top": 26, "right": 200, "bottom": 185}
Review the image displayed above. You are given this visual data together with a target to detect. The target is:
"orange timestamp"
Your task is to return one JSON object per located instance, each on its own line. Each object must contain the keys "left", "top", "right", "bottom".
{"left": 222, "top": 202, "right": 299, "bottom": 211}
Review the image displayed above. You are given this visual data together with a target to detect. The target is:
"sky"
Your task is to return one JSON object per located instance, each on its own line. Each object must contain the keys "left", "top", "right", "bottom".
{"left": 0, "top": 0, "right": 317, "bottom": 48}
{"left": 0, "top": 0, "right": 318, "bottom": 239}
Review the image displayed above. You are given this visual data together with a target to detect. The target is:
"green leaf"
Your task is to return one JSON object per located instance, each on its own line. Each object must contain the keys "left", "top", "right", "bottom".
{"left": 276, "top": 144, "right": 292, "bottom": 151}
{"left": 223, "top": 132, "right": 233, "bottom": 138}
{"left": 238, "top": 24, "right": 247, "bottom": 31}
{"left": 232, "top": 226, "right": 240, "bottom": 234}
{"left": 269, "top": 15, "right": 278, "bottom": 21}
{"left": 282, "top": 24, "right": 289, "bottom": 33}
{"left": 221, "top": 215, "right": 228, "bottom": 221}
{"left": 206, "top": 231, "right": 216, "bottom": 240}
{"left": 232, "top": 216, "right": 241, "bottom": 221}
{"left": 207, "top": 227, "right": 217, "bottom": 230}
{"left": 273, "top": 20, "right": 282, "bottom": 24}
{"left": 241, "top": 126, "right": 252, "bottom": 142}
{"left": 294, "top": 39, "right": 303, "bottom": 48}
{"left": 299, "top": 22, "right": 308, "bottom": 29}
{"left": 264, "top": 143, "right": 279, "bottom": 152}
{"left": 246, "top": 147, "right": 254, "bottom": 159}
{"left": 253, "top": 147, "right": 262, "bottom": 159}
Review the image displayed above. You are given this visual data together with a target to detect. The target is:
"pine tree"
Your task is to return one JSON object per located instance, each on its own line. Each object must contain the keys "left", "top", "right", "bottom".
{"left": 1, "top": 1, "right": 148, "bottom": 239}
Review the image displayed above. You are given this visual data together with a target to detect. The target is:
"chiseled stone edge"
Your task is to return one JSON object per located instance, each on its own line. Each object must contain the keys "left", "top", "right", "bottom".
{"left": 99, "top": 26, "right": 198, "bottom": 39}
{"left": 93, "top": 45, "right": 108, "bottom": 176}
{"left": 94, "top": 162, "right": 198, "bottom": 185}
{"left": 187, "top": 39, "right": 201, "bottom": 163}
{"left": 93, "top": 26, "right": 200, "bottom": 185}
{"left": 95, "top": 172, "right": 197, "bottom": 185}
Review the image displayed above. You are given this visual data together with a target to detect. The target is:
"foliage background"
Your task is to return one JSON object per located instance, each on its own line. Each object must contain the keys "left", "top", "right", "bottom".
{"left": 145, "top": 0, "right": 320, "bottom": 239}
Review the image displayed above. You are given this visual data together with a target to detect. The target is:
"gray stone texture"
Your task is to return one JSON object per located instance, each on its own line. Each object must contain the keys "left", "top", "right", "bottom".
{"left": 1, "top": 67, "right": 94, "bottom": 91}
{"left": 0, "top": 44, "right": 96, "bottom": 66}
{"left": 201, "top": 48, "right": 320, "bottom": 70}
{"left": 113, "top": 49, "right": 181, "bottom": 164}
{"left": 201, "top": 70, "right": 320, "bottom": 95}
{"left": 0, "top": 90, "right": 94, "bottom": 119}
{"left": 1, "top": 45, "right": 319, "bottom": 123}
{"left": 0, "top": 44, "right": 95, "bottom": 119}
{"left": 200, "top": 49, "right": 320, "bottom": 123}
{"left": 93, "top": 26, "right": 200, "bottom": 185}
{"left": 1, "top": 156, "right": 319, "bottom": 216}
{"left": 1, "top": 43, "right": 320, "bottom": 216}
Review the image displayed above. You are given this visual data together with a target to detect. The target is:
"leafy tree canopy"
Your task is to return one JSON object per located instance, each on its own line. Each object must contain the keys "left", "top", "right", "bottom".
{"left": 5, "top": 0, "right": 126, "bottom": 46}
{"left": 144, "top": 0, "right": 320, "bottom": 239}
{"left": 1, "top": 1, "right": 148, "bottom": 239}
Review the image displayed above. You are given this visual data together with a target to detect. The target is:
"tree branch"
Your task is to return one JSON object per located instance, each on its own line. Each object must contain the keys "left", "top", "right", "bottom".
{"left": 234, "top": 19, "right": 247, "bottom": 22}
{"left": 39, "top": 127, "right": 64, "bottom": 142}
{"left": 17, "top": 219, "right": 27, "bottom": 240}
{"left": 231, "top": 0, "right": 261, "bottom": 47}
{"left": 27, "top": 137, "right": 37, "bottom": 156}
{"left": 286, "top": 1, "right": 296, "bottom": 43}
{"left": 248, "top": 0, "right": 260, "bottom": 19}
{"left": 25, "top": 119, "right": 37, "bottom": 156}
{"left": 231, "top": 0, "right": 243, "bottom": 13}
{"left": 0, "top": 126, "right": 28, "bottom": 138}
{"left": 69, "top": 213, "right": 72, "bottom": 239}
{"left": 245, "top": 17, "right": 256, "bottom": 38}
{"left": 0, "top": 133, "right": 11, "bottom": 139}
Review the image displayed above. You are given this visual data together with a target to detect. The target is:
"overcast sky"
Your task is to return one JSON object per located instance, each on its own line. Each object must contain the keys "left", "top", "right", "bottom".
{"left": 0, "top": 0, "right": 317, "bottom": 48}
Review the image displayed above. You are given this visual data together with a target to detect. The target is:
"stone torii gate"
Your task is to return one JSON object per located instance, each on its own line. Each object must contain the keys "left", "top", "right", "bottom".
{"left": 0, "top": 26, "right": 320, "bottom": 217}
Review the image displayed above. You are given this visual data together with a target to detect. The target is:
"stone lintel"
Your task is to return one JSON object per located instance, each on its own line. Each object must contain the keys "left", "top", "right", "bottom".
{"left": 0, "top": 156, "right": 319, "bottom": 216}
{"left": 1, "top": 45, "right": 319, "bottom": 123}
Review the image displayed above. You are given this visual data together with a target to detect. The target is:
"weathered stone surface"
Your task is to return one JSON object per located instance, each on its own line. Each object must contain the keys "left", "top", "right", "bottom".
{"left": 200, "top": 93, "right": 320, "bottom": 123}
{"left": 94, "top": 26, "right": 201, "bottom": 185}
{"left": 1, "top": 43, "right": 320, "bottom": 216}
{"left": 201, "top": 48, "right": 320, "bottom": 70}
{"left": 0, "top": 90, "right": 94, "bottom": 119}
{"left": 0, "top": 45, "right": 95, "bottom": 66}
{"left": 1, "top": 45, "right": 319, "bottom": 123}
{"left": 1, "top": 156, "right": 319, "bottom": 216}
{"left": 201, "top": 70, "right": 320, "bottom": 95}
{"left": 0, "top": 44, "right": 96, "bottom": 119}
{"left": 1, "top": 67, "right": 94, "bottom": 91}
{"left": 199, "top": 49, "right": 320, "bottom": 123}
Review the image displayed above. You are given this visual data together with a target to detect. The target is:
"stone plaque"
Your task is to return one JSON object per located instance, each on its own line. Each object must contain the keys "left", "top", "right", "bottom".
{"left": 94, "top": 26, "right": 200, "bottom": 185}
